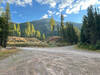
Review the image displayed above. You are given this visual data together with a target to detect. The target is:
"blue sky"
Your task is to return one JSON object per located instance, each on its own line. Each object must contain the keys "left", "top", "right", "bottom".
{"left": 1, "top": 0, "right": 100, "bottom": 23}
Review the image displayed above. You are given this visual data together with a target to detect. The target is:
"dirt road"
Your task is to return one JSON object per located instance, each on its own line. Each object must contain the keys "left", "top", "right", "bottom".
{"left": 0, "top": 46, "right": 100, "bottom": 75}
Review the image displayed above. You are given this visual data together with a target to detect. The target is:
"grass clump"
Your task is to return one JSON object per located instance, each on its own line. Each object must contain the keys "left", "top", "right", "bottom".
{"left": 0, "top": 49, "right": 19, "bottom": 60}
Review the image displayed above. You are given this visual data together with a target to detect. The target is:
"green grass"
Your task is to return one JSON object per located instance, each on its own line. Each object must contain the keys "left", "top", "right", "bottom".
{"left": 76, "top": 44, "right": 100, "bottom": 52}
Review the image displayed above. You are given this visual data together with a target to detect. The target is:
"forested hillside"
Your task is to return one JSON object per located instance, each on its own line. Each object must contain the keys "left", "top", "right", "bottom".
{"left": 18, "top": 19, "right": 82, "bottom": 37}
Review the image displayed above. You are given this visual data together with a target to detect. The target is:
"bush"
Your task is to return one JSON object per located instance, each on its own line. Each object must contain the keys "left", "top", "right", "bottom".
{"left": 78, "top": 42, "right": 100, "bottom": 50}
{"left": 96, "top": 41, "right": 100, "bottom": 49}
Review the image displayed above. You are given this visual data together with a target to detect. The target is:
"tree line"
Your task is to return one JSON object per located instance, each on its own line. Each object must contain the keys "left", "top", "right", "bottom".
{"left": 50, "top": 14, "right": 79, "bottom": 45}
{"left": 50, "top": 6, "right": 100, "bottom": 49}
{"left": 80, "top": 6, "right": 100, "bottom": 49}
{"left": 13, "top": 22, "right": 46, "bottom": 40}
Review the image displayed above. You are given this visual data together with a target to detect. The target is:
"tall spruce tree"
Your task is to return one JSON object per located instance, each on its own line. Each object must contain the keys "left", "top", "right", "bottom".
{"left": 80, "top": 16, "right": 88, "bottom": 43}
{"left": 5, "top": 3, "right": 10, "bottom": 23}
{"left": 65, "top": 23, "right": 78, "bottom": 44}
{"left": 0, "top": 2, "right": 10, "bottom": 47}
{"left": 61, "top": 14, "right": 65, "bottom": 39}
{"left": 87, "top": 6, "right": 95, "bottom": 44}
{"left": 0, "top": 17, "right": 8, "bottom": 47}
{"left": 94, "top": 8, "right": 100, "bottom": 43}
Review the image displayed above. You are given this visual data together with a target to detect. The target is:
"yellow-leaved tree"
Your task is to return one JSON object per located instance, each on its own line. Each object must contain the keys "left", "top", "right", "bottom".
{"left": 17, "top": 24, "right": 21, "bottom": 36}
{"left": 36, "top": 30, "right": 41, "bottom": 39}
{"left": 13, "top": 24, "right": 17, "bottom": 36}
{"left": 50, "top": 17, "right": 55, "bottom": 32}
{"left": 25, "top": 22, "right": 31, "bottom": 37}
{"left": 42, "top": 33, "right": 45, "bottom": 40}
{"left": 31, "top": 24, "right": 35, "bottom": 36}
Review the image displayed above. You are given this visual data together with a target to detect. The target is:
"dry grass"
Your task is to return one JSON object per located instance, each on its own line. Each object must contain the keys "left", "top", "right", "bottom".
{"left": 7, "top": 37, "right": 48, "bottom": 47}
{"left": 0, "top": 48, "right": 19, "bottom": 60}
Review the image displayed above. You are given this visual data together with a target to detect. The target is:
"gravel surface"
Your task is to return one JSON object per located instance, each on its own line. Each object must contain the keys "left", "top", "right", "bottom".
{"left": 0, "top": 46, "right": 100, "bottom": 75}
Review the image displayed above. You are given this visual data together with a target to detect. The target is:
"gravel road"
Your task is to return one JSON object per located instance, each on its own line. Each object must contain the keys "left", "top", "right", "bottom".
{"left": 0, "top": 46, "right": 100, "bottom": 75}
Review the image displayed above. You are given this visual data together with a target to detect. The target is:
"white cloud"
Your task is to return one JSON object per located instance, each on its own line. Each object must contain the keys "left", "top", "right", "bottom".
{"left": 56, "top": 12, "right": 60, "bottom": 15}
{"left": 4, "top": 0, "right": 32, "bottom": 6}
{"left": 48, "top": 10, "right": 53, "bottom": 16}
{"left": 58, "top": 0, "right": 73, "bottom": 12}
{"left": 42, "top": 14, "right": 48, "bottom": 19}
{"left": 48, "top": 10, "right": 55, "bottom": 16}
{"left": 36, "top": 0, "right": 100, "bottom": 15}
{"left": 36, "top": 0, "right": 57, "bottom": 8}
{"left": 66, "top": 0, "right": 100, "bottom": 14}
{"left": 63, "top": 14, "right": 67, "bottom": 17}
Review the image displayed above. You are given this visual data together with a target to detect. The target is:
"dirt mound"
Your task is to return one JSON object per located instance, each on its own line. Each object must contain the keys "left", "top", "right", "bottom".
{"left": 47, "top": 36, "right": 62, "bottom": 42}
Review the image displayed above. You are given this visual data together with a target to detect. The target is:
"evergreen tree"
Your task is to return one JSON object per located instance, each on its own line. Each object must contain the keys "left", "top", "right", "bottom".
{"left": 61, "top": 14, "right": 65, "bottom": 39}
{"left": 0, "top": 17, "right": 8, "bottom": 47}
{"left": 80, "top": 16, "right": 88, "bottom": 43}
{"left": 80, "top": 6, "right": 100, "bottom": 49}
{"left": 5, "top": 3, "right": 13, "bottom": 36}
{"left": 0, "top": 2, "right": 10, "bottom": 47}
{"left": 94, "top": 8, "right": 100, "bottom": 43}
{"left": 5, "top": 3, "right": 10, "bottom": 22}
{"left": 65, "top": 23, "right": 78, "bottom": 44}
{"left": 87, "top": 6, "right": 95, "bottom": 44}
{"left": 50, "top": 17, "right": 55, "bottom": 31}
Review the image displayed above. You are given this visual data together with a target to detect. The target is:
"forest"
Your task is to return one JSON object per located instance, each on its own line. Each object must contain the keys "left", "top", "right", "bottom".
{"left": 0, "top": 2, "right": 100, "bottom": 50}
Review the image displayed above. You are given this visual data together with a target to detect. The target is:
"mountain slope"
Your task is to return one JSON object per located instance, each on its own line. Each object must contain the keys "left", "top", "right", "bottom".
{"left": 20, "top": 18, "right": 82, "bottom": 36}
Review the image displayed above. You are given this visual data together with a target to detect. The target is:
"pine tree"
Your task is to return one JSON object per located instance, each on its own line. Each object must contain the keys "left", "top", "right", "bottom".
{"left": 87, "top": 6, "right": 95, "bottom": 44}
{"left": 80, "top": 6, "right": 100, "bottom": 48}
{"left": 61, "top": 14, "right": 65, "bottom": 39}
{"left": 5, "top": 3, "right": 10, "bottom": 22}
{"left": 94, "top": 8, "right": 100, "bottom": 43}
{"left": 0, "top": 17, "right": 8, "bottom": 47}
{"left": 50, "top": 17, "right": 55, "bottom": 31}
{"left": 80, "top": 6, "right": 99, "bottom": 45}
{"left": 65, "top": 23, "right": 78, "bottom": 44}
{"left": 0, "top": 2, "right": 10, "bottom": 47}
{"left": 80, "top": 16, "right": 88, "bottom": 43}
